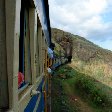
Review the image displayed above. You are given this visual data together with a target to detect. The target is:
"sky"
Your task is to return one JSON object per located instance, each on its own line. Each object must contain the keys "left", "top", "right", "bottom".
{"left": 49, "top": 0, "right": 112, "bottom": 51}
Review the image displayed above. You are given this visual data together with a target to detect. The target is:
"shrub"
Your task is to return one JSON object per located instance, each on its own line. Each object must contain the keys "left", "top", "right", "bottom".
{"left": 74, "top": 74, "right": 111, "bottom": 107}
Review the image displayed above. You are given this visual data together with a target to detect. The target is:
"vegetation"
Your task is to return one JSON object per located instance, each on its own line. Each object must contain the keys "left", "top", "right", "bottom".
{"left": 51, "top": 28, "right": 112, "bottom": 88}
{"left": 51, "top": 76, "right": 78, "bottom": 112}
{"left": 51, "top": 28, "right": 112, "bottom": 112}
{"left": 51, "top": 28, "right": 112, "bottom": 63}
{"left": 51, "top": 65, "right": 112, "bottom": 112}
{"left": 51, "top": 67, "right": 79, "bottom": 112}
{"left": 71, "top": 59, "right": 112, "bottom": 88}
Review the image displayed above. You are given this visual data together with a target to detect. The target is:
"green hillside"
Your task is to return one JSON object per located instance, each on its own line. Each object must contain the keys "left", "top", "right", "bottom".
{"left": 51, "top": 28, "right": 112, "bottom": 88}
{"left": 51, "top": 28, "right": 112, "bottom": 63}
{"left": 51, "top": 28, "right": 112, "bottom": 112}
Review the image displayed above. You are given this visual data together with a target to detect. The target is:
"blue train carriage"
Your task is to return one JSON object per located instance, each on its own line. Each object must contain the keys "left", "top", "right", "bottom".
{"left": 0, "top": 0, "right": 53, "bottom": 111}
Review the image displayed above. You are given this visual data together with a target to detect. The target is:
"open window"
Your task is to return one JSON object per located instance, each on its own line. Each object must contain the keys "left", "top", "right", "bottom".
{"left": 19, "top": 0, "right": 31, "bottom": 89}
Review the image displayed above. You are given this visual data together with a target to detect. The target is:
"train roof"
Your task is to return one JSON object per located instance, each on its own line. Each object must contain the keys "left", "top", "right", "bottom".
{"left": 36, "top": 0, "right": 53, "bottom": 48}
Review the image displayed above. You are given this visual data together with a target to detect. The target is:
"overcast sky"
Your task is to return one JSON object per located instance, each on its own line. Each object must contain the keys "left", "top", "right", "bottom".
{"left": 49, "top": 0, "right": 112, "bottom": 50}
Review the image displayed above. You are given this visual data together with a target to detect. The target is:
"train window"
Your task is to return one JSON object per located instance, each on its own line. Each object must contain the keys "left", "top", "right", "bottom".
{"left": 44, "top": 51, "right": 47, "bottom": 73}
{"left": 42, "top": 33, "right": 45, "bottom": 74}
{"left": 47, "top": 56, "right": 49, "bottom": 67}
{"left": 50, "top": 59, "right": 52, "bottom": 66}
{"left": 36, "top": 15, "right": 42, "bottom": 78}
{"left": 55, "top": 59, "right": 56, "bottom": 63}
{"left": 49, "top": 58, "right": 50, "bottom": 67}
{"left": 40, "top": 31, "right": 44, "bottom": 76}
{"left": 19, "top": 1, "right": 31, "bottom": 89}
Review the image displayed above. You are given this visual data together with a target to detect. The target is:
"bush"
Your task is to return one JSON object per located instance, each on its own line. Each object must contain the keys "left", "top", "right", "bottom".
{"left": 75, "top": 75, "right": 110, "bottom": 107}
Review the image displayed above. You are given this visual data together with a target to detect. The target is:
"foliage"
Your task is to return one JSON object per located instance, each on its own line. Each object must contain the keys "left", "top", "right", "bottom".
{"left": 51, "top": 75, "right": 79, "bottom": 112}
{"left": 71, "top": 60, "right": 112, "bottom": 88}
{"left": 51, "top": 28, "right": 112, "bottom": 112}
{"left": 52, "top": 65, "right": 112, "bottom": 112}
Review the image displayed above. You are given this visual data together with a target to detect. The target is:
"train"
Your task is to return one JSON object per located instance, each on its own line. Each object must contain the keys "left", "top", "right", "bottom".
{"left": 0, "top": 0, "right": 68, "bottom": 112}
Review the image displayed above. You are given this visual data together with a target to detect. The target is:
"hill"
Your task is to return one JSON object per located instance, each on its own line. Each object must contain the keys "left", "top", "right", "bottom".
{"left": 51, "top": 28, "right": 112, "bottom": 63}
{"left": 51, "top": 28, "right": 112, "bottom": 112}
{"left": 51, "top": 28, "right": 112, "bottom": 88}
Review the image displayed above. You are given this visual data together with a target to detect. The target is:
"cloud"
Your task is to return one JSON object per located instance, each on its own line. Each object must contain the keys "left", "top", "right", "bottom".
{"left": 49, "top": 0, "right": 112, "bottom": 50}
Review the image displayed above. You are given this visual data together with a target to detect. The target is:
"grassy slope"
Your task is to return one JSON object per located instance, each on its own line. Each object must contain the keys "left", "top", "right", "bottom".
{"left": 51, "top": 28, "right": 112, "bottom": 63}
{"left": 51, "top": 28, "right": 112, "bottom": 111}
{"left": 51, "top": 65, "right": 112, "bottom": 112}
{"left": 51, "top": 71, "right": 79, "bottom": 112}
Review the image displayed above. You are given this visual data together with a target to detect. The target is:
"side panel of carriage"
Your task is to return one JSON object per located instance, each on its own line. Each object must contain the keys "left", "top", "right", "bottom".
{"left": 0, "top": 0, "right": 52, "bottom": 111}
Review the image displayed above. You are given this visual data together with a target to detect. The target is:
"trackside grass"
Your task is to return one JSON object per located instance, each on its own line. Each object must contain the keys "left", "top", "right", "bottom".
{"left": 51, "top": 65, "right": 112, "bottom": 112}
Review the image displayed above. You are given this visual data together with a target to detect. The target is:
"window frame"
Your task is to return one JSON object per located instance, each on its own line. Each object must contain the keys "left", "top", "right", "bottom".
{"left": 19, "top": 1, "right": 32, "bottom": 90}
{"left": 36, "top": 15, "right": 43, "bottom": 78}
